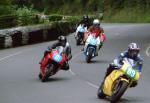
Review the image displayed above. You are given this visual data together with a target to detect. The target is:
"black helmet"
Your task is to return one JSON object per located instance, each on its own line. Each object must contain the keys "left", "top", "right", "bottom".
{"left": 58, "top": 35, "right": 67, "bottom": 47}
{"left": 83, "top": 15, "right": 89, "bottom": 21}
{"left": 128, "top": 43, "right": 140, "bottom": 58}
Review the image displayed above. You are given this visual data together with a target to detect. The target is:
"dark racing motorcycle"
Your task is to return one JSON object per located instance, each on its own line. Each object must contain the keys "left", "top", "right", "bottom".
{"left": 39, "top": 46, "right": 68, "bottom": 82}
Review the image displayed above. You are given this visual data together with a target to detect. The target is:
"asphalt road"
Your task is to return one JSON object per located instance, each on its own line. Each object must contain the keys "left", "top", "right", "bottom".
{"left": 0, "top": 23, "right": 150, "bottom": 103}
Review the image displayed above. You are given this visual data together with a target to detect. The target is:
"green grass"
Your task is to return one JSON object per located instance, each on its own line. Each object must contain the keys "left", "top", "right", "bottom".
{"left": 104, "top": 8, "right": 150, "bottom": 23}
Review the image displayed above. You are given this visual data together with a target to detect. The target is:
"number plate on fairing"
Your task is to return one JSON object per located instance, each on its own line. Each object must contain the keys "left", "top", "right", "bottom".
{"left": 125, "top": 66, "right": 136, "bottom": 78}
{"left": 53, "top": 54, "right": 62, "bottom": 63}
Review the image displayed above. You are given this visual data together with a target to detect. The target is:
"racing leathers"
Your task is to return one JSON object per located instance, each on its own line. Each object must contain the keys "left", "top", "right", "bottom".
{"left": 83, "top": 25, "right": 106, "bottom": 55}
{"left": 75, "top": 24, "right": 88, "bottom": 39}
{"left": 104, "top": 50, "right": 143, "bottom": 87}
{"left": 77, "top": 19, "right": 91, "bottom": 29}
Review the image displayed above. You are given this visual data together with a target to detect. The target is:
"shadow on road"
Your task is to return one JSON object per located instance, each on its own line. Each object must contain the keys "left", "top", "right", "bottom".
{"left": 46, "top": 77, "right": 70, "bottom": 82}
{"left": 75, "top": 58, "right": 111, "bottom": 64}
{"left": 96, "top": 97, "right": 140, "bottom": 103}
{"left": 89, "top": 59, "right": 111, "bottom": 64}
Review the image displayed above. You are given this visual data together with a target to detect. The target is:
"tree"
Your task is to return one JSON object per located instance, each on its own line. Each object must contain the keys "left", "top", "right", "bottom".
{"left": 0, "top": 0, "right": 11, "bottom": 5}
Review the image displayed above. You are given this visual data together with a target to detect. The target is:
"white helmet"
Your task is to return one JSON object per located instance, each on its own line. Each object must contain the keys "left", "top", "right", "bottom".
{"left": 93, "top": 19, "right": 100, "bottom": 25}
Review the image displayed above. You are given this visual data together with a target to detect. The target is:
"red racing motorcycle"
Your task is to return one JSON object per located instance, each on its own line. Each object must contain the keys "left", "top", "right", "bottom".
{"left": 39, "top": 46, "right": 68, "bottom": 82}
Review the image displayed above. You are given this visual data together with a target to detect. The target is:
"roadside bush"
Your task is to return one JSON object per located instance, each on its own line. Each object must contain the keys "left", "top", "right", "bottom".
{"left": 0, "top": 14, "right": 17, "bottom": 29}
{"left": 15, "top": 6, "right": 39, "bottom": 26}
{"left": 0, "top": 5, "right": 15, "bottom": 15}
{"left": 65, "top": 16, "right": 80, "bottom": 24}
{"left": 49, "top": 14, "right": 63, "bottom": 21}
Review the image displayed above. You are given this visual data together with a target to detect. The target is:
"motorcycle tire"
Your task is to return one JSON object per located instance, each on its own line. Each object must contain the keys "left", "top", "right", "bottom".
{"left": 86, "top": 48, "right": 93, "bottom": 63}
{"left": 110, "top": 81, "right": 128, "bottom": 103}
{"left": 76, "top": 40, "right": 80, "bottom": 45}
{"left": 38, "top": 73, "right": 42, "bottom": 79}
{"left": 41, "top": 76, "right": 47, "bottom": 82}
{"left": 97, "top": 85, "right": 106, "bottom": 99}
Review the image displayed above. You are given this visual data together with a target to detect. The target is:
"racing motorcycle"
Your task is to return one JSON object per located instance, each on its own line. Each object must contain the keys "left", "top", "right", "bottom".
{"left": 84, "top": 34, "right": 98, "bottom": 63}
{"left": 39, "top": 46, "right": 68, "bottom": 82}
{"left": 97, "top": 58, "right": 140, "bottom": 103}
{"left": 75, "top": 24, "right": 87, "bottom": 45}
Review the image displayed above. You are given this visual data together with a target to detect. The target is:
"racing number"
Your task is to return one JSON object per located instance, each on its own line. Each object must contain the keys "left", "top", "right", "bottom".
{"left": 126, "top": 67, "right": 136, "bottom": 78}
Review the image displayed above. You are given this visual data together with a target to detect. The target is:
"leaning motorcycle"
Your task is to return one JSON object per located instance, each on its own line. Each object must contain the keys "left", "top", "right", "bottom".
{"left": 39, "top": 46, "right": 68, "bottom": 82}
{"left": 84, "top": 34, "right": 98, "bottom": 63}
{"left": 97, "top": 58, "right": 140, "bottom": 103}
{"left": 75, "top": 24, "right": 87, "bottom": 45}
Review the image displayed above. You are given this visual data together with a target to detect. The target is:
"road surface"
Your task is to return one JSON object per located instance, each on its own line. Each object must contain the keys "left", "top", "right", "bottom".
{"left": 0, "top": 23, "right": 150, "bottom": 103}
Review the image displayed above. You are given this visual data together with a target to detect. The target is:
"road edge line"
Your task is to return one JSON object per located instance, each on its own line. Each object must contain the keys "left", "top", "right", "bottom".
{"left": 146, "top": 44, "right": 150, "bottom": 57}
{"left": 0, "top": 51, "right": 22, "bottom": 62}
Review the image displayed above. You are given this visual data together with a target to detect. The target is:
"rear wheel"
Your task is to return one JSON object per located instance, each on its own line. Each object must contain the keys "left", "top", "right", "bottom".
{"left": 111, "top": 81, "right": 128, "bottom": 103}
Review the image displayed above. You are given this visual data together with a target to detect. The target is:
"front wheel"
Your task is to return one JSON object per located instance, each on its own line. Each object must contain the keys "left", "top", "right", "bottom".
{"left": 38, "top": 73, "right": 42, "bottom": 79}
{"left": 111, "top": 81, "right": 128, "bottom": 103}
{"left": 38, "top": 73, "right": 47, "bottom": 82}
{"left": 40, "top": 64, "right": 54, "bottom": 82}
{"left": 97, "top": 84, "right": 106, "bottom": 99}
{"left": 76, "top": 39, "right": 80, "bottom": 45}
{"left": 85, "top": 48, "right": 93, "bottom": 63}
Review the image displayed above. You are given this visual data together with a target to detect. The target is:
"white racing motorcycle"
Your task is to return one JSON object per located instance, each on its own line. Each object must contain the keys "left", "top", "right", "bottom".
{"left": 75, "top": 24, "right": 87, "bottom": 45}
{"left": 84, "top": 34, "right": 100, "bottom": 63}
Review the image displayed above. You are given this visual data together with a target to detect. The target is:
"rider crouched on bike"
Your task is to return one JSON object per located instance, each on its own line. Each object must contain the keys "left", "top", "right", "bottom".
{"left": 77, "top": 15, "right": 92, "bottom": 29}
{"left": 75, "top": 15, "right": 91, "bottom": 39}
{"left": 40, "top": 35, "right": 72, "bottom": 77}
{"left": 102, "top": 43, "right": 143, "bottom": 87}
{"left": 83, "top": 19, "right": 106, "bottom": 55}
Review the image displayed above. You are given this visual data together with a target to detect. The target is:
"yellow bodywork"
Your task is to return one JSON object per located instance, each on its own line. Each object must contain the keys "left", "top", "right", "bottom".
{"left": 103, "top": 61, "right": 140, "bottom": 96}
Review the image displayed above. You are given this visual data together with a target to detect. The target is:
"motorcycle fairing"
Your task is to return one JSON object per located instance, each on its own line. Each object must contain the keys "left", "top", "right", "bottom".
{"left": 85, "top": 44, "right": 96, "bottom": 56}
{"left": 103, "top": 61, "right": 140, "bottom": 96}
{"left": 103, "top": 70, "right": 124, "bottom": 96}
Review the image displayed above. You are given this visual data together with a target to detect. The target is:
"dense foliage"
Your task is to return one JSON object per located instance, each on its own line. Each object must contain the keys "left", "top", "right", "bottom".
{"left": 0, "top": 0, "right": 150, "bottom": 28}
{"left": 10, "top": 0, "right": 103, "bottom": 15}
{"left": 104, "top": 0, "right": 150, "bottom": 22}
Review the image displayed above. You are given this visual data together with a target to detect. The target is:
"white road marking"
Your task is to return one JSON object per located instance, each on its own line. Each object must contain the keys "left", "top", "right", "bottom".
{"left": 0, "top": 51, "right": 22, "bottom": 62}
{"left": 86, "top": 81, "right": 99, "bottom": 89}
{"left": 69, "top": 69, "right": 76, "bottom": 76}
{"left": 146, "top": 44, "right": 150, "bottom": 57}
{"left": 69, "top": 51, "right": 99, "bottom": 89}
{"left": 69, "top": 51, "right": 82, "bottom": 76}
{"left": 71, "top": 51, "right": 83, "bottom": 60}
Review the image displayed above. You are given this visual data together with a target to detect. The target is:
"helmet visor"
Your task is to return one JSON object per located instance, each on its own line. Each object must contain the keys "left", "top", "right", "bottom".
{"left": 94, "top": 24, "right": 100, "bottom": 27}
{"left": 130, "top": 49, "right": 139, "bottom": 57}
{"left": 61, "top": 41, "right": 66, "bottom": 47}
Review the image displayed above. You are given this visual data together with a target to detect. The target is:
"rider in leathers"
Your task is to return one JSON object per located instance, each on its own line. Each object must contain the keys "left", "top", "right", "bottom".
{"left": 40, "top": 36, "right": 72, "bottom": 78}
{"left": 83, "top": 19, "right": 106, "bottom": 56}
{"left": 78, "top": 15, "right": 92, "bottom": 29}
{"left": 101, "top": 43, "right": 143, "bottom": 88}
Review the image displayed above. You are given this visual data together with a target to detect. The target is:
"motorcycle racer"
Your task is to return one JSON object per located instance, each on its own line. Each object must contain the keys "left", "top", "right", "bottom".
{"left": 40, "top": 35, "right": 72, "bottom": 78}
{"left": 101, "top": 43, "right": 143, "bottom": 88}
